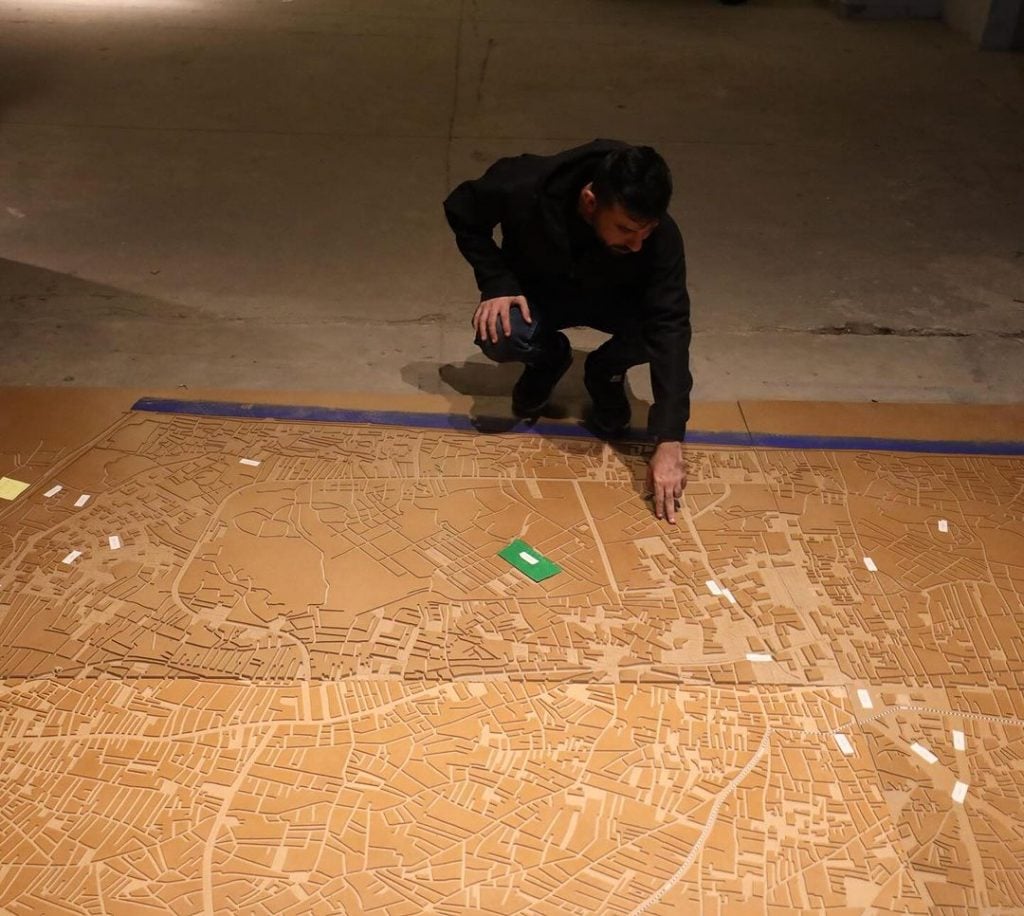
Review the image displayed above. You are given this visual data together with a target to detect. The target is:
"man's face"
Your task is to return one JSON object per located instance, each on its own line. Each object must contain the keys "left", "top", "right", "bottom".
{"left": 579, "top": 186, "right": 659, "bottom": 255}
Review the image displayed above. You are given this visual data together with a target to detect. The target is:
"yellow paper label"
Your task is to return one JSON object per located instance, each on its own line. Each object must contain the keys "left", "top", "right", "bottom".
{"left": 0, "top": 477, "right": 30, "bottom": 500}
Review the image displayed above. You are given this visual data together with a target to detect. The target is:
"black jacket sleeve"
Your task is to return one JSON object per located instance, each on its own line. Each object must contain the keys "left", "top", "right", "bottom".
{"left": 443, "top": 156, "right": 529, "bottom": 300}
{"left": 642, "top": 221, "right": 693, "bottom": 441}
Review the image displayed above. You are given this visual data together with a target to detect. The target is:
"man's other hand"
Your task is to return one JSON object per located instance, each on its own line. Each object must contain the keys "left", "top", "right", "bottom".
{"left": 647, "top": 441, "right": 687, "bottom": 524}
{"left": 473, "top": 296, "right": 532, "bottom": 344}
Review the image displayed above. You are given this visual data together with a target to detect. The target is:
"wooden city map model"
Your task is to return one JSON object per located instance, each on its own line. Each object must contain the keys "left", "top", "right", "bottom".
{"left": 0, "top": 407, "right": 1021, "bottom": 914}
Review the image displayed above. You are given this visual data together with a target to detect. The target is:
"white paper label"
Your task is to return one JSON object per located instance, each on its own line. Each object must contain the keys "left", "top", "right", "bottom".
{"left": 239, "top": 458, "right": 261, "bottom": 467}
{"left": 44, "top": 485, "right": 63, "bottom": 498}
{"left": 863, "top": 557, "right": 877, "bottom": 572}
{"left": 952, "top": 729, "right": 966, "bottom": 751}
{"left": 857, "top": 689, "right": 874, "bottom": 709}
{"left": 723, "top": 589, "right": 737, "bottom": 604}
{"left": 74, "top": 494, "right": 91, "bottom": 508}
{"left": 62, "top": 550, "right": 82, "bottom": 565}
{"left": 518, "top": 551, "right": 538, "bottom": 566}
{"left": 834, "top": 734, "right": 855, "bottom": 756}
{"left": 938, "top": 519, "right": 949, "bottom": 533}
{"left": 109, "top": 535, "right": 122, "bottom": 551}
{"left": 910, "top": 742, "right": 938, "bottom": 764}
{"left": 746, "top": 652, "right": 772, "bottom": 663}
{"left": 951, "top": 781, "right": 968, "bottom": 804}
{"left": 706, "top": 580, "right": 722, "bottom": 596}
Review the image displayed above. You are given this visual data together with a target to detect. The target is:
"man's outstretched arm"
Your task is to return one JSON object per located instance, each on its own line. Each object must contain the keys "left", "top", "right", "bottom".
{"left": 642, "top": 221, "right": 693, "bottom": 524}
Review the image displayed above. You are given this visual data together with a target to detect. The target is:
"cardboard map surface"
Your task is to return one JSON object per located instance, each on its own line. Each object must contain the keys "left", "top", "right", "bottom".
{"left": 0, "top": 410, "right": 1022, "bottom": 913}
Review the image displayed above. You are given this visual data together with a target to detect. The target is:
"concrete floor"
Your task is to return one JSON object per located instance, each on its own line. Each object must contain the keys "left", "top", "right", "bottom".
{"left": 0, "top": 0, "right": 1022, "bottom": 412}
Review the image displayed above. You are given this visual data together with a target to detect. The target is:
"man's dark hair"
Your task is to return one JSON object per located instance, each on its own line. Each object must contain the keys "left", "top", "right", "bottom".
{"left": 592, "top": 146, "right": 672, "bottom": 222}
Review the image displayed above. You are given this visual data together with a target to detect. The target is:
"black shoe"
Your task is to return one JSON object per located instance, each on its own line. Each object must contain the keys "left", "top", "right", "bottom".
{"left": 584, "top": 370, "right": 631, "bottom": 438}
{"left": 512, "top": 334, "right": 572, "bottom": 418}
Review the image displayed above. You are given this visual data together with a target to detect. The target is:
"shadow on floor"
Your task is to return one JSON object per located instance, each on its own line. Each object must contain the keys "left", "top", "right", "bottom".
{"left": 0, "top": 256, "right": 200, "bottom": 320}
{"left": 402, "top": 348, "right": 589, "bottom": 433}
{"left": 0, "top": 257, "right": 209, "bottom": 386}
{"left": 401, "top": 348, "right": 654, "bottom": 446}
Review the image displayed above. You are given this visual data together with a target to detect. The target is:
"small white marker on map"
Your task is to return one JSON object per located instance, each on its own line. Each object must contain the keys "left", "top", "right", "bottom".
{"left": 74, "top": 494, "right": 90, "bottom": 508}
{"left": 833, "top": 733, "right": 855, "bottom": 756}
{"left": 910, "top": 742, "right": 938, "bottom": 764}
{"left": 518, "top": 551, "right": 538, "bottom": 566}
{"left": 723, "top": 589, "right": 737, "bottom": 604}
{"left": 951, "top": 781, "right": 969, "bottom": 804}
{"left": 938, "top": 519, "right": 949, "bottom": 533}
{"left": 857, "top": 689, "right": 874, "bottom": 709}
{"left": 108, "top": 535, "right": 122, "bottom": 551}
{"left": 239, "top": 458, "right": 261, "bottom": 467}
{"left": 44, "top": 485, "right": 63, "bottom": 498}
{"left": 952, "top": 729, "right": 966, "bottom": 751}
{"left": 863, "top": 557, "right": 877, "bottom": 572}
{"left": 745, "top": 652, "right": 772, "bottom": 663}
{"left": 62, "top": 550, "right": 82, "bottom": 565}
{"left": 706, "top": 580, "right": 722, "bottom": 596}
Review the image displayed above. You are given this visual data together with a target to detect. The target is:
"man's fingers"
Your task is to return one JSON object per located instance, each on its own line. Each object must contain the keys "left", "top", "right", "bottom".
{"left": 488, "top": 310, "right": 500, "bottom": 344}
{"left": 518, "top": 298, "right": 533, "bottom": 324}
{"left": 650, "top": 479, "right": 680, "bottom": 524}
{"left": 658, "top": 484, "right": 675, "bottom": 524}
{"left": 501, "top": 306, "right": 512, "bottom": 337}
{"left": 654, "top": 482, "right": 667, "bottom": 520}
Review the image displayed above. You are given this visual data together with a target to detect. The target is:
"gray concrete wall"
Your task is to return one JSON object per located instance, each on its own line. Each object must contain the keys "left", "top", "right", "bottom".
{"left": 838, "top": 0, "right": 1024, "bottom": 46}
{"left": 979, "top": 0, "right": 1024, "bottom": 46}
{"left": 945, "top": 0, "right": 992, "bottom": 38}
{"left": 944, "top": 0, "right": 1024, "bottom": 44}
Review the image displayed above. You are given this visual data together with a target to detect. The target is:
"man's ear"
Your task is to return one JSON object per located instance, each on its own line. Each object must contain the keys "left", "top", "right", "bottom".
{"left": 579, "top": 184, "right": 598, "bottom": 219}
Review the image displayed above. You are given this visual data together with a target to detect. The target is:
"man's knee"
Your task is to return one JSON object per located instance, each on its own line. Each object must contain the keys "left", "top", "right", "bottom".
{"left": 477, "top": 331, "right": 529, "bottom": 363}
{"left": 476, "top": 307, "right": 535, "bottom": 363}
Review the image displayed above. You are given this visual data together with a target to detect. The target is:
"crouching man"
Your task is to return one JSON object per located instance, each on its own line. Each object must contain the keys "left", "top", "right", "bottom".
{"left": 444, "top": 140, "right": 693, "bottom": 523}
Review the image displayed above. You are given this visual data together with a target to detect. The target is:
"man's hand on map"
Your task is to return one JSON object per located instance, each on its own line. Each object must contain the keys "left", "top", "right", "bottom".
{"left": 647, "top": 441, "right": 687, "bottom": 524}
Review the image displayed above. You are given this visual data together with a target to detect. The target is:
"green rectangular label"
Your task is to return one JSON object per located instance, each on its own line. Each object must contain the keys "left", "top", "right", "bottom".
{"left": 498, "top": 539, "right": 562, "bottom": 582}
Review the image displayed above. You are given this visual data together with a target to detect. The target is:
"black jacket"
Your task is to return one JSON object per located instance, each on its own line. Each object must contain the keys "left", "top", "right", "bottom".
{"left": 443, "top": 139, "right": 693, "bottom": 441}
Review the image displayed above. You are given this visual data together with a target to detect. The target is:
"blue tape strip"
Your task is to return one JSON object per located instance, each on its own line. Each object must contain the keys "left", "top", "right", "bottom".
{"left": 130, "top": 398, "right": 644, "bottom": 440}
{"left": 749, "top": 431, "right": 1024, "bottom": 456}
{"left": 130, "top": 398, "right": 1024, "bottom": 455}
